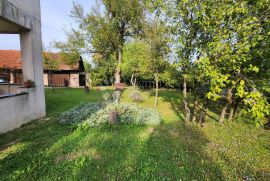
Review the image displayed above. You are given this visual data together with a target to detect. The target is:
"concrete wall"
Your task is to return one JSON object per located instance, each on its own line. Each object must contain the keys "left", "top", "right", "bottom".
{"left": 0, "top": 92, "right": 45, "bottom": 133}
{"left": 0, "top": 0, "right": 46, "bottom": 133}
{"left": 7, "top": 0, "right": 40, "bottom": 17}
{"left": 0, "top": 84, "right": 21, "bottom": 95}
{"left": 70, "top": 74, "right": 79, "bottom": 88}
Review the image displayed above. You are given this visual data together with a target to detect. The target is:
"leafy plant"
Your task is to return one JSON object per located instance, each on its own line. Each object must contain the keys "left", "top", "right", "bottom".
{"left": 58, "top": 102, "right": 161, "bottom": 127}
{"left": 129, "top": 90, "right": 144, "bottom": 102}
{"left": 83, "top": 103, "right": 161, "bottom": 127}
{"left": 23, "top": 79, "right": 36, "bottom": 88}
{"left": 58, "top": 103, "right": 102, "bottom": 124}
{"left": 102, "top": 92, "right": 112, "bottom": 103}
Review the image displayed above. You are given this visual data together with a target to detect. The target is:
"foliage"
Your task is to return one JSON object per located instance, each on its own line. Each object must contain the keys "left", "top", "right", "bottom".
{"left": 129, "top": 90, "right": 144, "bottom": 102}
{"left": 58, "top": 102, "right": 161, "bottom": 126}
{"left": 83, "top": 103, "right": 161, "bottom": 127}
{"left": 42, "top": 51, "right": 59, "bottom": 71}
{"left": 23, "top": 79, "right": 36, "bottom": 88}
{"left": 1, "top": 88, "right": 270, "bottom": 180}
{"left": 56, "top": 0, "right": 146, "bottom": 83}
{"left": 54, "top": 32, "right": 82, "bottom": 66}
{"left": 142, "top": 19, "right": 170, "bottom": 77}
{"left": 197, "top": 0, "right": 270, "bottom": 124}
{"left": 156, "top": 0, "right": 270, "bottom": 124}
{"left": 102, "top": 92, "right": 112, "bottom": 103}
{"left": 58, "top": 103, "right": 102, "bottom": 124}
{"left": 160, "top": 64, "right": 180, "bottom": 88}
{"left": 122, "top": 40, "right": 150, "bottom": 80}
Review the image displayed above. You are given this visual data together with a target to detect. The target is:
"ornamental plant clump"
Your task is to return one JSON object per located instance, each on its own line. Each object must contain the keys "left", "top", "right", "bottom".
{"left": 83, "top": 103, "right": 161, "bottom": 127}
{"left": 58, "top": 103, "right": 102, "bottom": 124}
{"left": 58, "top": 103, "right": 161, "bottom": 127}
{"left": 129, "top": 90, "right": 144, "bottom": 102}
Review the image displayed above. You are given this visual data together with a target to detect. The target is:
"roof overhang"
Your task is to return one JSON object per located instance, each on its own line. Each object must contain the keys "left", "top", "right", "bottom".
{"left": 0, "top": 0, "right": 35, "bottom": 33}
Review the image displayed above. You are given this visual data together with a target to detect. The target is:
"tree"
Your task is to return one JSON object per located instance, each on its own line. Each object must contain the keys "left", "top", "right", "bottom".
{"left": 160, "top": 64, "right": 180, "bottom": 89}
{"left": 90, "top": 53, "right": 116, "bottom": 86}
{"left": 42, "top": 46, "right": 59, "bottom": 91}
{"left": 167, "top": 0, "right": 208, "bottom": 123}
{"left": 56, "top": 0, "right": 146, "bottom": 84}
{"left": 143, "top": 19, "right": 170, "bottom": 108}
{"left": 122, "top": 40, "right": 150, "bottom": 86}
{"left": 155, "top": 0, "right": 270, "bottom": 125}
{"left": 196, "top": 0, "right": 270, "bottom": 124}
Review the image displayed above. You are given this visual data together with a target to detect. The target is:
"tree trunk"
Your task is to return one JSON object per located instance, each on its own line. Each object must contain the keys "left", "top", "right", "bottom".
{"left": 228, "top": 102, "right": 235, "bottom": 121}
{"left": 130, "top": 74, "right": 134, "bottom": 86}
{"left": 115, "top": 49, "right": 121, "bottom": 84}
{"left": 219, "top": 88, "right": 233, "bottom": 123}
{"left": 134, "top": 77, "right": 137, "bottom": 87}
{"left": 192, "top": 99, "right": 198, "bottom": 123}
{"left": 154, "top": 74, "right": 159, "bottom": 108}
{"left": 199, "top": 99, "right": 209, "bottom": 127}
{"left": 228, "top": 98, "right": 240, "bottom": 121}
{"left": 233, "top": 99, "right": 239, "bottom": 117}
{"left": 183, "top": 76, "right": 191, "bottom": 123}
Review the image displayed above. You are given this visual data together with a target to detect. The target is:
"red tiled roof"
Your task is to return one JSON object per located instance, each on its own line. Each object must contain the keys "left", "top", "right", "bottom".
{"left": 0, "top": 50, "right": 21, "bottom": 69}
{"left": 0, "top": 50, "right": 80, "bottom": 71}
{"left": 43, "top": 52, "right": 80, "bottom": 71}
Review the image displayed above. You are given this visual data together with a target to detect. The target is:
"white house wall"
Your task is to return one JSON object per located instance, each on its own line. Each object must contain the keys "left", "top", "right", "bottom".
{"left": 0, "top": 0, "right": 46, "bottom": 133}
{"left": 70, "top": 74, "right": 79, "bottom": 88}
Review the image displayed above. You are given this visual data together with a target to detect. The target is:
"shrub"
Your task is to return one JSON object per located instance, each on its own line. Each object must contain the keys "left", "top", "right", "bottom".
{"left": 103, "top": 91, "right": 122, "bottom": 104}
{"left": 112, "top": 91, "right": 121, "bottom": 103}
{"left": 58, "top": 102, "right": 161, "bottom": 127}
{"left": 129, "top": 90, "right": 143, "bottom": 102}
{"left": 83, "top": 103, "right": 161, "bottom": 127}
{"left": 58, "top": 103, "right": 102, "bottom": 124}
{"left": 102, "top": 92, "right": 112, "bottom": 103}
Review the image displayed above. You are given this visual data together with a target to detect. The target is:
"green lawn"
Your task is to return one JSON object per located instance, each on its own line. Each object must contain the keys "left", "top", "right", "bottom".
{"left": 0, "top": 87, "right": 269, "bottom": 180}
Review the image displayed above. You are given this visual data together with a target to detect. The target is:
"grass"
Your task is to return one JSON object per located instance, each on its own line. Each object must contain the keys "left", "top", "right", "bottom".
{"left": 0, "top": 87, "right": 269, "bottom": 180}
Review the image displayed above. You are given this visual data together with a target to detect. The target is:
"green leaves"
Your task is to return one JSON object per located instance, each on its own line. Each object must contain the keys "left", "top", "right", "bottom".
{"left": 161, "top": 0, "right": 270, "bottom": 123}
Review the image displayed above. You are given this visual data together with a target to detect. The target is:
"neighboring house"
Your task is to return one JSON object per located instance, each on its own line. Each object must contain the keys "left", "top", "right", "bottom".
{"left": 0, "top": 50, "right": 86, "bottom": 87}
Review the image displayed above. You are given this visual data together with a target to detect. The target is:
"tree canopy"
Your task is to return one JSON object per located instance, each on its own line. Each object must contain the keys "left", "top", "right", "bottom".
{"left": 56, "top": 0, "right": 270, "bottom": 125}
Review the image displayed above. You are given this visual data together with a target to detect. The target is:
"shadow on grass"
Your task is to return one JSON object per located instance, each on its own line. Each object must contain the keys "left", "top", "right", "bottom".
{"left": 45, "top": 88, "right": 113, "bottom": 116}
{"left": 0, "top": 88, "right": 110, "bottom": 179}
{"left": 148, "top": 89, "right": 185, "bottom": 120}
{"left": 0, "top": 118, "right": 74, "bottom": 180}
{"left": 127, "top": 122, "right": 225, "bottom": 180}
{"left": 3, "top": 87, "right": 265, "bottom": 180}
{"left": 149, "top": 89, "right": 221, "bottom": 122}
{"left": 2, "top": 122, "right": 224, "bottom": 180}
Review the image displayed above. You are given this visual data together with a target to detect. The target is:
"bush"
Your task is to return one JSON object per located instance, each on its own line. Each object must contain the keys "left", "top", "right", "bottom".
{"left": 58, "top": 103, "right": 161, "bottom": 127}
{"left": 129, "top": 90, "right": 143, "bottom": 102}
{"left": 102, "top": 92, "right": 112, "bottom": 103}
{"left": 58, "top": 103, "right": 102, "bottom": 124}
{"left": 102, "top": 91, "right": 121, "bottom": 104}
{"left": 83, "top": 103, "right": 161, "bottom": 127}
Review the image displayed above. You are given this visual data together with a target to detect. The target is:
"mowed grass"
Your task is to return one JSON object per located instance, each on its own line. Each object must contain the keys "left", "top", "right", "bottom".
{"left": 0, "top": 87, "right": 269, "bottom": 180}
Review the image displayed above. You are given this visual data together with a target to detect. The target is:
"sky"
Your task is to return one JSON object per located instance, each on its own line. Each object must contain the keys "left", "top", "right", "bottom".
{"left": 0, "top": 0, "right": 95, "bottom": 50}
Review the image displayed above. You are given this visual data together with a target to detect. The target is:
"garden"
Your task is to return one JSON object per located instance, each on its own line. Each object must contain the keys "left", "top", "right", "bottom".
{"left": 0, "top": 87, "right": 269, "bottom": 180}
{"left": 1, "top": 0, "right": 270, "bottom": 180}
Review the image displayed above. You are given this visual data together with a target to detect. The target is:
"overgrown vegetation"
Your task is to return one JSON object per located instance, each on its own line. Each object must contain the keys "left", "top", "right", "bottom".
{"left": 58, "top": 103, "right": 102, "bottom": 125}
{"left": 58, "top": 102, "right": 161, "bottom": 126}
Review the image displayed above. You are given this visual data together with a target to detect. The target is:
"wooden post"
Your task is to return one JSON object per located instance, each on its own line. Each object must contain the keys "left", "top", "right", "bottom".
{"left": 109, "top": 110, "right": 118, "bottom": 124}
